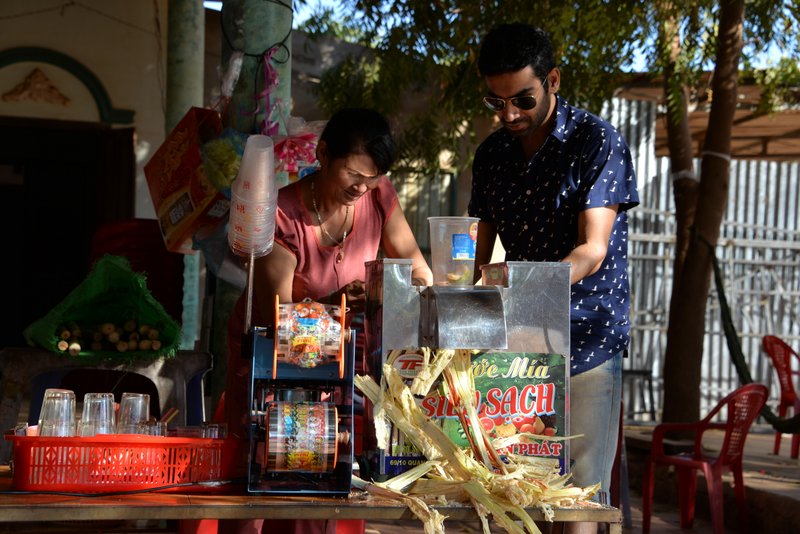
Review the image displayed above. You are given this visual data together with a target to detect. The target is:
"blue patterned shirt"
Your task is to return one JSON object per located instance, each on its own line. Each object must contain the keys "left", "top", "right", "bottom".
{"left": 469, "top": 95, "right": 640, "bottom": 375}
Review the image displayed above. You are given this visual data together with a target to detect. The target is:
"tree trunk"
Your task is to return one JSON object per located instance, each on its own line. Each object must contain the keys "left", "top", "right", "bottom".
{"left": 661, "top": 0, "right": 745, "bottom": 424}
{"left": 660, "top": 11, "right": 698, "bottom": 297}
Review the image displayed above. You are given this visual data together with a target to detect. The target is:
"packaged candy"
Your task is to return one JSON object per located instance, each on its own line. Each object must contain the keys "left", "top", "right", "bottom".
{"left": 275, "top": 299, "right": 343, "bottom": 368}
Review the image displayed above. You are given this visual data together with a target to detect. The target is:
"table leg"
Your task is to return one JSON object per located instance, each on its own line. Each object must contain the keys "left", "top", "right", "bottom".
{"left": 179, "top": 519, "right": 218, "bottom": 534}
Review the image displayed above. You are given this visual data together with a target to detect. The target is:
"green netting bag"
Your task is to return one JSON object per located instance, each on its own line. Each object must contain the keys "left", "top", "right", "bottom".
{"left": 23, "top": 254, "right": 181, "bottom": 361}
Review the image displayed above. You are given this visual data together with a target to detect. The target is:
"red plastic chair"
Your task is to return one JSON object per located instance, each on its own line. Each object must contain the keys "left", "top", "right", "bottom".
{"left": 762, "top": 335, "right": 800, "bottom": 458}
{"left": 641, "top": 383, "right": 768, "bottom": 534}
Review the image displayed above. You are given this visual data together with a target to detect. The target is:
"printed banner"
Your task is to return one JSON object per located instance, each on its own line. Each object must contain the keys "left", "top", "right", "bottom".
{"left": 384, "top": 351, "right": 569, "bottom": 476}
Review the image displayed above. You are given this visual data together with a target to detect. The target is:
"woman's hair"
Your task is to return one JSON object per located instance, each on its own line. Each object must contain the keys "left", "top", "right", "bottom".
{"left": 319, "top": 108, "right": 397, "bottom": 174}
{"left": 478, "top": 23, "right": 556, "bottom": 81}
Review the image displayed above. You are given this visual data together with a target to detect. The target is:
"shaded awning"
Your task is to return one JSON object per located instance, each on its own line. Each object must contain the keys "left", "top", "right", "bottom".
{"left": 617, "top": 74, "right": 800, "bottom": 162}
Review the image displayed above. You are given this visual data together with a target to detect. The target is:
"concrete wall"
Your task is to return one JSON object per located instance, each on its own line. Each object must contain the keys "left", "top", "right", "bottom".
{"left": 0, "top": 2, "right": 465, "bottom": 218}
{"left": 0, "top": 0, "right": 169, "bottom": 219}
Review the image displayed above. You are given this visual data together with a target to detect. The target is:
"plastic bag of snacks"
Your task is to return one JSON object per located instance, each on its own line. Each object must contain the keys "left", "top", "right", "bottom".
{"left": 23, "top": 255, "right": 181, "bottom": 361}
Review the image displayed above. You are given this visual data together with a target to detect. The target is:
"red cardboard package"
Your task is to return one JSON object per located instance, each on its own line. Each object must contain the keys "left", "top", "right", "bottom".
{"left": 144, "top": 107, "right": 231, "bottom": 254}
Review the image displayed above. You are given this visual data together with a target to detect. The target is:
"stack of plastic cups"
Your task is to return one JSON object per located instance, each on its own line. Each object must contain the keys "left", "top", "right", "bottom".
{"left": 228, "top": 134, "right": 279, "bottom": 333}
{"left": 228, "top": 135, "right": 278, "bottom": 258}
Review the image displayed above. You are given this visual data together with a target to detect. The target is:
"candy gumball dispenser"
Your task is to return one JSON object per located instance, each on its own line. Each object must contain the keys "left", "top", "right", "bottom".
{"left": 228, "top": 135, "right": 355, "bottom": 495}
{"left": 246, "top": 297, "right": 356, "bottom": 496}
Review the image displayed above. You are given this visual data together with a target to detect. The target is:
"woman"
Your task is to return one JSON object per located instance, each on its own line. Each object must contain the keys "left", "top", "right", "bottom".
{"left": 242, "top": 106, "right": 430, "bottom": 329}
{"left": 221, "top": 108, "right": 432, "bottom": 534}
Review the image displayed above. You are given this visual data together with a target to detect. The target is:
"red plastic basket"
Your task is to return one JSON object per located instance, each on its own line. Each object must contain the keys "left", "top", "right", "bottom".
{"left": 6, "top": 434, "right": 237, "bottom": 493}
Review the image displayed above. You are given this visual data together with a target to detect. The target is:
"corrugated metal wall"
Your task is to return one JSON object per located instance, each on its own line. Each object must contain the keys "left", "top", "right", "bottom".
{"left": 605, "top": 98, "right": 800, "bottom": 421}
{"left": 389, "top": 169, "right": 456, "bottom": 255}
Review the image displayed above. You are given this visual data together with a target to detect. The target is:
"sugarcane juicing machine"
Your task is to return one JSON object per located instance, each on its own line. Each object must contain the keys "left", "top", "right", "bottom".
{"left": 362, "top": 259, "right": 572, "bottom": 481}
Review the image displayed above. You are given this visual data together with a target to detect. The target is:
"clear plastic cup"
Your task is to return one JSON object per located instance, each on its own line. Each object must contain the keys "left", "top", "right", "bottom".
{"left": 147, "top": 421, "right": 169, "bottom": 436}
{"left": 38, "top": 388, "right": 76, "bottom": 437}
{"left": 236, "top": 135, "right": 275, "bottom": 198}
{"left": 228, "top": 134, "right": 278, "bottom": 258}
{"left": 428, "top": 216, "right": 479, "bottom": 286}
{"left": 202, "top": 422, "right": 228, "bottom": 439}
{"left": 228, "top": 194, "right": 276, "bottom": 256}
{"left": 117, "top": 392, "right": 150, "bottom": 434}
{"left": 78, "top": 392, "right": 115, "bottom": 436}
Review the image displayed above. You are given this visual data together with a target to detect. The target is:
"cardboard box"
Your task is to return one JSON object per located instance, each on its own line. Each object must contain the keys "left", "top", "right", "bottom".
{"left": 144, "top": 107, "right": 231, "bottom": 254}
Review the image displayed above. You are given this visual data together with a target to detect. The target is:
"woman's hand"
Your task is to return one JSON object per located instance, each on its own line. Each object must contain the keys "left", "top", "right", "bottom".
{"left": 381, "top": 199, "right": 434, "bottom": 287}
{"left": 322, "top": 280, "right": 367, "bottom": 315}
{"left": 340, "top": 280, "right": 366, "bottom": 315}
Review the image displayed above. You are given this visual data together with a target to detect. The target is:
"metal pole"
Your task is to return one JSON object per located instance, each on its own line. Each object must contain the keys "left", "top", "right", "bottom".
{"left": 245, "top": 251, "right": 255, "bottom": 333}
{"left": 219, "top": 0, "right": 292, "bottom": 339}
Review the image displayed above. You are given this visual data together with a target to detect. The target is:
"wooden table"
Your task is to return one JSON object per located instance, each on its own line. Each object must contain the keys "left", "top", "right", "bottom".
{"left": 0, "top": 467, "right": 621, "bottom": 532}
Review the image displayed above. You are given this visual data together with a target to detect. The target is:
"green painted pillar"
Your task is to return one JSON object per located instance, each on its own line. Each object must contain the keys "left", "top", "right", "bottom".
{"left": 165, "top": 0, "right": 205, "bottom": 350}
{"left": 208, "top": 0, "right": 293, "bottom": 404}
{"left": 166, "top": 0, "right": 205, "bottom": 132}
{"left": 220, "top": 0, "right": 293, "bottom": 135}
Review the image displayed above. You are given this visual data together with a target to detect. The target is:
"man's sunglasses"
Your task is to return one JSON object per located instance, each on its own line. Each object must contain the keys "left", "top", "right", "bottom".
{"left": 483, "top": 77, "right": 550, "bottom": 112}
{"left": 482, "top": 94, "right": 538, "bottom": 112}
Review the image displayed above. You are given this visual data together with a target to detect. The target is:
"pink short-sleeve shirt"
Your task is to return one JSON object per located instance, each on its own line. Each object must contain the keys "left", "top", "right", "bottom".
{"left": 274, "top": 174, "right": 398, "bottom": 302}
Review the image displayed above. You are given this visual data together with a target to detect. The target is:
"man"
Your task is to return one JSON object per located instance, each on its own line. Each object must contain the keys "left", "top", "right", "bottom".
{"left": 469, "top": 22, "right": 640, "bottom": 526}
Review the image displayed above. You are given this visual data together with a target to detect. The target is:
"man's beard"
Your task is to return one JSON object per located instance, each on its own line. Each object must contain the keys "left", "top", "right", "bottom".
{"left": 503, "top": 95, "right": 552, "bottom": 139}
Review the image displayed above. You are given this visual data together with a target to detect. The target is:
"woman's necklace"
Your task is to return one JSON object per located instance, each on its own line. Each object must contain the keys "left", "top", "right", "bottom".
{"left": 311, "top": 179, "right": 349, "bottom": 263}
